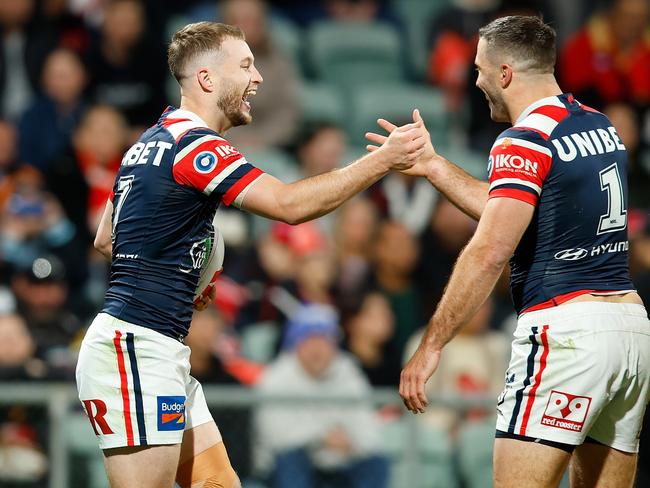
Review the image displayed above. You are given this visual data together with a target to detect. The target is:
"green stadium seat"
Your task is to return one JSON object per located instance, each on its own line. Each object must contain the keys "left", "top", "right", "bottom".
{"left": 438, "top": 145, "right": 488, "bottom": 180}
{"left": 300, "top": 82, "right": 346, "bottom": 126}
{"left": 244, "top": 148, "right": 300, "bottom": 239}
{"left": 66, "top": 413, "right": 109, "bottom": 488}
{"left": 245, "top": 149, "right": 300, "bottom": 183}
{"left": 269, "top": 16, "right": 304, "bottom": 76}
{"left": 382, "top": 418, "right": 457, "bottom": 488}
{"left": 390, "top": 0, "right": 452, "bottom": 79}
{"left": 240, "top": 321, "right": 280, "bottom": 363}
{"left": 457, "top": 421, "right": 494, "bottom": 488}
{"left": 306, "top": 21, "right": 404, "bottom": 87}
{"left": 347, "top": 84, "right": 448, "bottom": 147}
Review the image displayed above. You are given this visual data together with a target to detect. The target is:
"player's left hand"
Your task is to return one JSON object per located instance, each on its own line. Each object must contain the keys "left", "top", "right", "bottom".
{"left": 399, "top": 344, "right": 441, "bottom": 414}
{"left": 366, "top": 109, "right": 438, "bottom": 178}
{"left": 193, "top": 284, "right": 216, "bottom": 311}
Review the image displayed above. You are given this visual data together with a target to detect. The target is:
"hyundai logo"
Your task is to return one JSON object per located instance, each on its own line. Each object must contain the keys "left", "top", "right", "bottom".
{"left": 554, "top": 248, "right": 588, "bottom": 261}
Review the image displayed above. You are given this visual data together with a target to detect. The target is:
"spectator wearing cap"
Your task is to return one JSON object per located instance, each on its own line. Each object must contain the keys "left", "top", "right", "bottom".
{"left": 10, "top": 255, "right": 83, "bottom": 376}
{"left": 0, "top": 166, "right": 88, "bottom": 290}
{"left": 253, "top": 303, "right": 389, "bottom": 488}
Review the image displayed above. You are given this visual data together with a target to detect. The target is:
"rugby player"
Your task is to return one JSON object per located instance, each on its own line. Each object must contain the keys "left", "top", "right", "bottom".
{"left": 368, "top": 15, "right": 649, "bottom": 488}
{"left": 76, "top": 22, "right": 426, "bottom": 488}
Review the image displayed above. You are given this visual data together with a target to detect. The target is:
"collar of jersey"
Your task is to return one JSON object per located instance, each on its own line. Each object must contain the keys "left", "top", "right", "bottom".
{"left": 168, "top": 107, "right": 210, "bottom": 130}
{"left": 515, "top": 94, "right": 566, "bottom": 125}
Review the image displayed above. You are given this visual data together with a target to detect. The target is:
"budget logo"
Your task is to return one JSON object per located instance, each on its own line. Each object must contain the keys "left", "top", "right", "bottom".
{"left": 157, "top": 396, "right": 186, "bottom": 431}
{"left": 541, "top": 390, "right": 591, "bottom": 432}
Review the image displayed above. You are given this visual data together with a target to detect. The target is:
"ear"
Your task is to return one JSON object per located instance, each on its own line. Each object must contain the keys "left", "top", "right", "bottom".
{"left": 500, "top": 64, "right": 513, "bottom": 88}
{"left": 196, "top": 68, "right": 214, "bottom": 93}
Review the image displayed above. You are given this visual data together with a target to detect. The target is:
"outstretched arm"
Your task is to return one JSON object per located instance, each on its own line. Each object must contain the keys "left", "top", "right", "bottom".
{"left": 240, "top": 121, "right": 426, "bottom": 224}
{"left": 399, "top": 197, "right": 534, "bottom": 413}
{"left": 94, "top": 199, "right": 113, "bottom": 260}
{"left": 366, "top": 110, "right": 488, "bottom": 220}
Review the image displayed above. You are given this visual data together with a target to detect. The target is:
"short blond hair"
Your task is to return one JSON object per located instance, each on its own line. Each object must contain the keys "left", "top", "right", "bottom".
{"left": 168, "top": 22, "right": 245, "bottom": 83}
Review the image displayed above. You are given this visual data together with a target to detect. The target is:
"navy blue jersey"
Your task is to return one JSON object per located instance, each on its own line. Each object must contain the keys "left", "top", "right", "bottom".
{"left": 487, "top": 94, "right": 635, "bottom": 315}
{"left": 102, "top": 107, "right": 264, "bottom": 339}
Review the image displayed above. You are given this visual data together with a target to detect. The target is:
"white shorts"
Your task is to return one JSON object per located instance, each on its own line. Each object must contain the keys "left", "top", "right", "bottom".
{"left": 496, "top": 302, "right": 650, "bottom": 452}
{"left": 76, "top": 313, "right": 219, "bottom": 449}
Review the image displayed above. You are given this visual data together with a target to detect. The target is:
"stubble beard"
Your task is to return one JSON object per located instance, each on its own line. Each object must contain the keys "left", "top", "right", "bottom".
{"left": 485, "top": 86, "right": 508, "bottom": 123}
{"left": 217, "top": 83, "right": 252, "bottom": 128}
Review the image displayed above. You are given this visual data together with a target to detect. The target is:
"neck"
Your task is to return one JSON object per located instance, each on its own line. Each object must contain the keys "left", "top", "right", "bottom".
{"left": 179, "top": 94, "right": 231, "bottom": 134}
{"left": 506, "top": 75, "right": 563, "bottom": 125}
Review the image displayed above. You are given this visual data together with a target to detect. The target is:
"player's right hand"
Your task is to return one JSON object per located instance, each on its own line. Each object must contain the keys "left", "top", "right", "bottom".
{"left": 399, "top": 344, "right": 441, "bottom": 414}
{"left": 375, "top": 115, "right": 427, "bottom": 171}
{"left": 366, "top": 109, "right": 438, "bottom": 177}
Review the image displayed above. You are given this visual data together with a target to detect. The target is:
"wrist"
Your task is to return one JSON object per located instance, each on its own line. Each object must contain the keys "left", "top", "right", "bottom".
{"left": 371, "top": 146, "right": 395, "bottom": 174}
{"left": 422, "top": 319, "right": 446, "bottom": 351}
{"left": 425, "top": 155, "right": 445, "bottom": 185}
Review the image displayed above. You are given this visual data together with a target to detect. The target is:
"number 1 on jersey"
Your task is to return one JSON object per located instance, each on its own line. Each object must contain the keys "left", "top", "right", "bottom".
{"left": 597, "top": 163, "right": 626, "bottom": 235}
{"left": 112, "top": 175, "right": 135, "bottom": 239}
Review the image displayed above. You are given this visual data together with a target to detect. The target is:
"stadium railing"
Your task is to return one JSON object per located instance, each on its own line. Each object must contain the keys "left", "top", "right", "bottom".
{"left": 0, "top": 383, "right": 495, "bottom": 488}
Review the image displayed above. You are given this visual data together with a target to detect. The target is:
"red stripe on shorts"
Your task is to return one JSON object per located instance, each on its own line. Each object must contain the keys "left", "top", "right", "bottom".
{"left": 519, "top": 325, "right": 550, "bottom": 436}
{"left": 113, "top": 330, "right": 134, "bottom": 446}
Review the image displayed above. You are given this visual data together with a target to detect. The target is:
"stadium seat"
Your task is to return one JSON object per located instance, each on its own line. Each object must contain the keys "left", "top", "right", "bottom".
{"left": 240, "top": 321, "right": 280, "bottom": 364}
{"left": 269, "top": 16, "right": 304, "bottom": 76}
{"left": 457, "top": 421, "right": 494, "bottom": 488}
{"left": 245, "top": 149, "right": 300, "bottom": 184}
{"left": 306, "top": 21, "right": 405, "bottom": 87}
{"left": 244, "top": 149, "right": 300, "bottom": 239}
{"left": 437, "top": 145, "right": 487, "bottom": 180}
{"left": 300, "top": 82, "right": 346, "bottom": 126}
{"left": 382, "top": 418, "right": 457, "bottom": 488}
{"left": 347, "top": 84, "right": 448, "bottom": 147}
{"left": 65, "top": 413, "right": 109, "bottom": 488}
{"left": 390, "top": 0, "right": 452, "bottom": 79}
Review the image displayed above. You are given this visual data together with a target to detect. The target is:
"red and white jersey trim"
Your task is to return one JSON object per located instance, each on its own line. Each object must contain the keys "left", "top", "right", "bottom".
{"left": 489, "top": 177, "right": 542, "bottom": 195}
{"left": 491, "top": 137, "right": 552, "bottom": 157}
{"left": 162, "top": 109, "right": 210, "bottom": 142}
{"left": 514, "top": 96, "right": 569, "bottom": 140}
{"left": 203, "top": 157, "right": 248, "bottom": 195}
{"left": 174, "top": 134, "right": 225, "bottom": 163}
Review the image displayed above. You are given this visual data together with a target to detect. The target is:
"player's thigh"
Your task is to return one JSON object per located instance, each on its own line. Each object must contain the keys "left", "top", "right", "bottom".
{"left": 103, "top": 444, "right": 181, "bottom": 488}
{"left": 570, "top": 442, "right": 637, "bottom": 488}
{"left": 494, "top": 437, "right": 570, "bottom": 488}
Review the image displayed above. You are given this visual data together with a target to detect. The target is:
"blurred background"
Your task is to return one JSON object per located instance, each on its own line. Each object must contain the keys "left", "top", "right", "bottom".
{"left": 0, "top": 0, "right": 648, "bottom": 487}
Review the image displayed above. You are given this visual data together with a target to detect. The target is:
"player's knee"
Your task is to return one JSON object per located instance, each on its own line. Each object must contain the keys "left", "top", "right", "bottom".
{"left": 176, "top": 443, "right": 239, "bottom": 488}
{"left": 200, "top": 467, "right": 239, "bottom": 488}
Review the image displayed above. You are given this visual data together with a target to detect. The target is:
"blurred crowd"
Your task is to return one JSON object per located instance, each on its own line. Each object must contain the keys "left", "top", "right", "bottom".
{"left": 0, "top": 0, "right": 648, "bottom": 486}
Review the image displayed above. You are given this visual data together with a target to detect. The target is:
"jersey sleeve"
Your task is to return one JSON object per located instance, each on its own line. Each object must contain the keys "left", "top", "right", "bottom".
{"left": 487, "top": 132, "right": 553, "bottom": 206}
{"left": 172, "top": 129, "right": 264, "bottom": 206}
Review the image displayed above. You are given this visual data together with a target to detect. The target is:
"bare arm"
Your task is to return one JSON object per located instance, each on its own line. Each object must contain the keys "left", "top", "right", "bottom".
{"left": 240, "top": 121, "right": 426, "bottom": 224}
{"left": 94, "top": 199, "right": 113, "bottom": 260}
{"left": 366, "top": 110, "right": 488, "bottom": 220}
{"left": 418, "top": 155, "right": 488, "bottom": 221}
{"left": 400, "top": 197, "right": 534, "bottom": 413}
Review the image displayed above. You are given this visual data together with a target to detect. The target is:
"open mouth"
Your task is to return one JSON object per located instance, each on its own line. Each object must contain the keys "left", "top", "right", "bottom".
{"left": 242, "top": 89, "right": 256, "bottom": 110}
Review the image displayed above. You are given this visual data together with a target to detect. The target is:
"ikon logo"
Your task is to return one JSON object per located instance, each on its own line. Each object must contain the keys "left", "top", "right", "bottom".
{"left": 541, "top": 390, "right": 591, "bottom": 432}
{"left": 554, "top": 248, "right": 589, "bottom": 261}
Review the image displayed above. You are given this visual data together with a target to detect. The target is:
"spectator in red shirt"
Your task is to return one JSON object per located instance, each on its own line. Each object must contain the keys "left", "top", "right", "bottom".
{"left": 560, "top": 0, "right": 650, "bottom": 108}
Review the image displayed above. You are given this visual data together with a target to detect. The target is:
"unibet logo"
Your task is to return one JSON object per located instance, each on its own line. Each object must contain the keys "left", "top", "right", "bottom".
{"left": 157, "top": 396, "right": 186, "bottom": 431}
